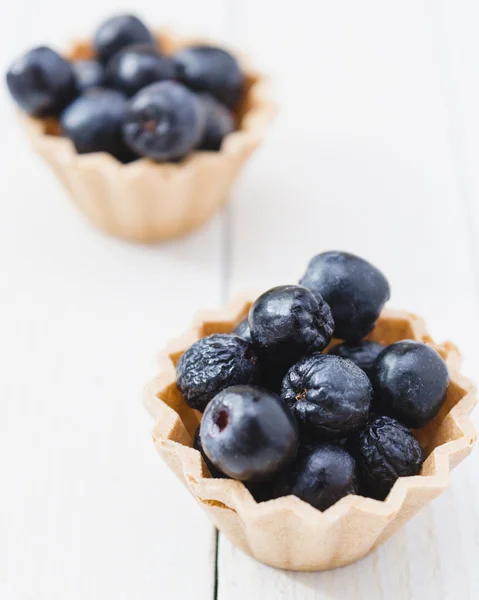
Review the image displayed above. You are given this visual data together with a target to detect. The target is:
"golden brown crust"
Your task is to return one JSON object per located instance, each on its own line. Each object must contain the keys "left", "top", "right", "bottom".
{"left": 145, "top": 291, "right": 477, "bottom": 571}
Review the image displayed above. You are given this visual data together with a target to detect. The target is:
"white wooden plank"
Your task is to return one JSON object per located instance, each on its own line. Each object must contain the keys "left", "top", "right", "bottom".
{"left": 0, "top": 2, "right": 231, "bottom": 598}
{"left": 220, "top": 0, "right": 479, "bottom": 597}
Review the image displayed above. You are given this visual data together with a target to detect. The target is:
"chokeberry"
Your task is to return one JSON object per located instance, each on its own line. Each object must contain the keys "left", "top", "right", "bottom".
{"left": 351, "top": 415, "right": 423, "bottom": 500}
{"left": 300, "top": 251, "right": 390, "bottom": 341}
{"left": 328, "top": 340, "right": 385, "bottom": 378}
{"left": 232, "top": 318, "right": 252, "bottom": 343}
{"left": 372, "top": 340, "right": 449, "bottom": 428}
{"left": 270, "top": 443, "right": 359, "bottom": 511}
{"left": 123, "top": 81, "right": 205, "bottom": 161}
{"left": 176, "top": 334, "right": 261, "bottom": 412}
{"left": 198, "top": 94, "right": 234, "bottom": 151}
{"left": 93, "top": 14, "right": 155, "bottom": 64}
{"left": 249, "top": 285, "right": 334, "bottom": 366}
{"left": 281, "top": 354, "right": 372, "bottom": 440}
{"left": 174, "top": 45, "right": 244, "bottom": 108}
{"left": 200, "top": 385, "right": 298, "bottom": 481}
{"left": 193, "top": 427, "right": 227, "bottom": 478}
{"left": 6, "top": 46, "right": 77, "bottom": 116}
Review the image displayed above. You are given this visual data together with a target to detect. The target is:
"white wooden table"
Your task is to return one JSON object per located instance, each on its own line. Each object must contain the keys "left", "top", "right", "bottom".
{"left": 1, "top": 1, "right": 479, "bottom": 598}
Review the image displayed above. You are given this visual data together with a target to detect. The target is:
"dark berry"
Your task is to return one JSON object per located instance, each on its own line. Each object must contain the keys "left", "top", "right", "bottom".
{"left": 93, "top": 14, "right": 155, "bottom": 64}
{"left": 249, "top": 285, "right": 334, "bottom": 366}
{"left": 61, "top": 89, "right": 136, "bottom": 162}
{"left": 233, "top": 318, "right": 252, "bottom": 343}
{"left": 174, "top": 45, "right": 244, "bottom": 108}
{"left": 6, "top": 46, "right": 77, "bottom": 117}
{"left": 200, "top": 385, "right": 299, "bottom": 481}
{"left": 352, "top": 415, "right": 423, "bottom": 500}
{"left": 300, "top": 251, "right": 390, "bottom": 341}
{"left": 198, "top": 94, "right": 234, "bottom": 151}
{"left": 106, "top": 44, "right": 176, "bottom": 97}
{"left": 123, "top": 81, "right": 205, "bottom": 161}
{"left": 72, "top": 60, "right": 105, "bottom": 93}
{"left": 271, "top": 443, "right": 359, "bottom": 511}
{"left": 193, "top": 427, "right": 227, "bottom": 478}
{"left": 281, "top": 354, "right": 372, "bottom": 440}
{"left": 328, "top": 340, "right": 385, "bottom": 378}
{"left": 372, "top": 340, "right": 449, "bottom": 428}
{"left": 176, "top": 334, "right": 261, "bottom": 412}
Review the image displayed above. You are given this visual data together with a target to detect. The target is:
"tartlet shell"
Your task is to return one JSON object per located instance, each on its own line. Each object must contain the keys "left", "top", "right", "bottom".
{"left": 19, "top": 32, "right": 275, "bottom": 242}
{"left": 144, "top": 291, "right": 477, "bottom": 571}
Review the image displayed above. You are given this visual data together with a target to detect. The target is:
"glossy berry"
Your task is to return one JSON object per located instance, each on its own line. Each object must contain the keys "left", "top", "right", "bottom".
{"left": 271, "top": 443, "right": 359, "bottom": 511}
{"left": 200, "top": 385, "right": 299, "bottom": 481}
{"left": 193, "top": 427, "right": 226, "bottom": 479}
{"left": 6, "top": 46, "right": 76, "bottom": 117}
{"left": 123, "top": 81, "right": 205, "bottom": 161}
{"left": 328, "top": 340, "right": 385, "bottom": 378}
{"left": 233, "top": 318, "right": 252, "bottom": 343}
{"left": 249, "top": 285, "right": 334, "bottom": 366}
{"left": 198, "top": 94, "right": 234, "bottom": 151}
{"left": 93, "top": 14, "right": 155, "bottom": 64}
{"left": 106, "top": 44, "right": 176, "bottom": 97}
{"left": 176, "top": 334, "right": 261, "bottom": 412}
{"left": 300, "top": 251, "right": 390, "bottom": 341}
{"left": 281, "top": 354, "right": 372, "bottom": 440}
{"left": 174, "top": 45, "right": 244, "bottom": 108}
{"left": 72, "top": 60, "right": 105, "bottom": 93}
{"left": 352, "top": 415, "right": 423, "bottom": 500}
{"left": 372, "top": 340, "right": 449, "bottom": 428}
{"left": 61, "top": 89, "right": 135, "bottom": 162}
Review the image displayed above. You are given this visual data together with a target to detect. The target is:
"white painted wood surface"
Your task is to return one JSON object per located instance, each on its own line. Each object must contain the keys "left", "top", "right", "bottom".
{"left": 1, "top": 1, "right": 479, "bottom": 599}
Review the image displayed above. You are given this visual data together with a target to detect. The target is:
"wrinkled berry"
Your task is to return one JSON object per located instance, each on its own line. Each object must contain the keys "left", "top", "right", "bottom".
{"left": 281, "top": 354, "right": 372, "bottom": 440}
{"left": 123, "top": 81, "right": 205, "bottom": 161}
{"left": 200, "top": 385, "right": 299, "bottom": 481}
{"left": 329, "top": 340, "right": 385, "bottom": 378}
{"left": 61, "top": 89, "right": 135, "bottom": 162}
{"left": 174, "top": 45, "right": 244, "bottom": 108}
{"left": 271, "top": 443, "right": 359, "bottom": 511}
{"left": 93, "top": 14, "right": 155, "bottom": 64}
{"left": 372, "top": 340, "right": 449, "bottom": 428}
{"left": 352, "top": 415, "right": 423, "bottom": 500}
{"left": 72, "top": 60, "right": 105, "bottom": 93}
{"left": 233, "top": 318, "right": 252, "bottom": 343}
{"left": 106, "top": 44, "right": 176, "bottom": 97}
{"left": 176, "top": 334, "right": 261, "bottom": 412}
{"left": 300, "top": 251, "right": 390, "bottom": 341}
{"left": 193, "top": 427, "right": 226, "bottom": 478}
{"left": 198, "top": 94, "right": 234, "bottom": 151}
{"left": 249, "top": 285, "right": 334, "bottom": 366}
{"left": 6, "top": 46, "right": 77, "bottom": 116}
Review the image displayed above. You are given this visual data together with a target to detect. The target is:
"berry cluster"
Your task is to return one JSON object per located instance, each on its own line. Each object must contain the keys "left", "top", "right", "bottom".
{"left": 6, "top": 15, "right": 243, "bottom": 163}
{"left": 177, "top": 251, "right": 450, "bottom": 510}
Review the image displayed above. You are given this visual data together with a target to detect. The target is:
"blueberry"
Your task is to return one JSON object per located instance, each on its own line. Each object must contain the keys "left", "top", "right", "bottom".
{"left": 233, "top": 318, "right": 252, "bottom": 343}
{"left": 372, "top": 340, "right": 449, "bottom": 428}
{"left": 270, "top": 443, "right": 359, "bottom": 511}
{"left": 193, "top": 427, "right": 227, "bottom": 478}
{"left": 200, "top": 385, "right": 299, "bottom": 481}
{"left": 249, "top": 285, "right": 334, "bottom": 366}
{"left": 93, "top": 14, "right": 155, "bottom": 64}
{"left": 174, "top": 45, "right": 244, "bottom": 108}
{"left": 106, "top": 44, "right": 176, "bottom": 97}
{"left": 351, "top": 415, "right": 423, "bottom": 500}
{"left": 281, "top": 354, "right": 372, "bottom": 440}
{"left": 328, "top": 340, "right": 386, "bottom": 378}
{"left": 72, "top": 60, "right": 105, "bottom": 93}
{"left": 6, "top": 46, "right": 77, "bottom": 117}
{"left": 123, "top": 81, "right": 205, "bottom": 161}
{"left": 300, "top": 251, "right": 390, "bottom": 341}
{"left": 198, "top": 94, "right": 234, "bottom": 151}
{"left": 176, "top": 334, "right": 262, "bottom": 412}
{"left": 61, "top": 89, "right": 136, "bottom": 162}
